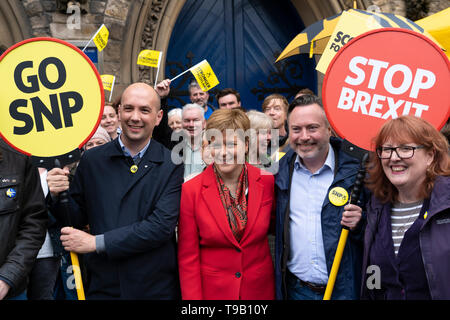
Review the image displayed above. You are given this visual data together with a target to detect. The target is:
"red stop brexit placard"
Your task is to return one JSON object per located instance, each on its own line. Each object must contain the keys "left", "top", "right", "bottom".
{"left": 322, "top": 28, "right": 450, "bottom": 151}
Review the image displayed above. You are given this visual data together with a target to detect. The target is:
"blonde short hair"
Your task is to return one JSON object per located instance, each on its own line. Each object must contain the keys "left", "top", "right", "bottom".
{"left": 246, "top": 110, "right": 273, "bottom": 131}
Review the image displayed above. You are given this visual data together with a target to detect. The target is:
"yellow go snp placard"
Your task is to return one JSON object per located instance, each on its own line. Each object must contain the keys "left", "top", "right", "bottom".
{"left": 0, "top": 37, "right": 104, "bottom": 158}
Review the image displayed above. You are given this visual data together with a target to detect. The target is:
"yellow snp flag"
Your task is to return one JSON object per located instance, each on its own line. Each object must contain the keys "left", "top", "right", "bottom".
{"left": 93, "top": 24, "right": 109, "bottom": 52}
{"left": 190, "top": 60, "right": 219, "bottom": 91}
{"left": 137, "top": 50, "right": 162, "bottom": 68}
{"left": 100, "top": 74, "right": 115, "bottom": 91}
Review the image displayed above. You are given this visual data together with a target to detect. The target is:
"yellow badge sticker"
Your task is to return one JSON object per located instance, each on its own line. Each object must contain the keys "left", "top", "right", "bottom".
{"left": 328, "top": 187, "right": 349, "bottom": 206}
{"left": 424, "top": 211, "right": 428, "bottom": 219}
{"left": 130, "top": 165, "right": 138, "bottom": 174}
{"left": 0, "top": 38, "right": 104, "bottom": 158}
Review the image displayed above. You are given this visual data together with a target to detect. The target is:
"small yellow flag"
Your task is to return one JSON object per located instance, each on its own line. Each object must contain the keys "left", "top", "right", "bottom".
{"left": 100, "top": 74, "right": 115, "bottom": 91}
{"left": 190, "top": 60, "right": 219, "bottom": 91}
{"left": 93, "top": 24, "right": 109, "bottom": 52}
{"left": 137, "top": 50, "right": 162, "bottom": 68}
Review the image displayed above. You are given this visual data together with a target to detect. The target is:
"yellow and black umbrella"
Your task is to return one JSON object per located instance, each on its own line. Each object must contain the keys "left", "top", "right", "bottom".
{"left": 275, "top": 13, "right": 341, "bottom": 61}
{"left": 276, "top": 8, "right": 443, "bottom": 63}
{"left": 416, "top": 7, "right": 450, "bottom": 59}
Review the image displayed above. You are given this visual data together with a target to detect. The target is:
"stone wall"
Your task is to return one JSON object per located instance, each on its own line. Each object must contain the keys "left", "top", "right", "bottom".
{"left": 428, "top": 0, "right": 449, "bottom": 14}
{"left": 4, "top": 0, "right": 448, "bottom": 99}
{"left": 19, "top": 0, "right": 132, "bottom": 99}
{"left": 364, "top": 0, "right": 449, "bottom": 16}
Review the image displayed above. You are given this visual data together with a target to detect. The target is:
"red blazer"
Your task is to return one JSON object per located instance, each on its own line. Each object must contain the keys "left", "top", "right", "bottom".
{"left": 178, "top": 163, "right": 275, "bottom": 300}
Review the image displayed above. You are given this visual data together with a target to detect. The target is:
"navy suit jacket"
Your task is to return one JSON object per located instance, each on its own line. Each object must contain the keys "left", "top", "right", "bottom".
{"left": 61, "top": 138, "right": 184, "bottom": 299}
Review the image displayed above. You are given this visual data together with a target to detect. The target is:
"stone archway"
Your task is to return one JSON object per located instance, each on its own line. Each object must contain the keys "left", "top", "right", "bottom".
{"left": 112, "top": 0, "right": 185, "bottom": 98}
{"left": 119, "top": 0, "right": 353, "bottom": 99}
{"left": 113, "top": 0, "right": 368, "bottom": 99}
{"left": 0, "top": 0, "right": 31, "bottom": 51}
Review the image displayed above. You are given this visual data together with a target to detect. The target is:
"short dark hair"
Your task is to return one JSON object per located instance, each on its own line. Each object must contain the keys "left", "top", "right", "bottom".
{"left": 294, "top": 87, "right": 315, "bottom": 99}
{"left": 287, "top": 94, "right": 323, "bottom": 117}
{"left": 216, "top": 88, "right": 241, "bottom": 103}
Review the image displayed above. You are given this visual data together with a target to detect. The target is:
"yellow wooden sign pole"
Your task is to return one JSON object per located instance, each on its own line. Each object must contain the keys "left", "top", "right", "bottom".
{"left": 54, "top": 159, "right": 86, "bottom": 301}
{"left": 70, "top": 251, "right": 86, "bottom": 300}
{"left": 323, "top": 227, "right": 349, "bottom": 300}
{"left": 323, "top": 152, "right": 368, "bottom": 300}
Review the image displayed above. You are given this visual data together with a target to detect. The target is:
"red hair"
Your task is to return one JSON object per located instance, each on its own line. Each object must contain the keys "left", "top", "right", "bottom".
{"left": 366, "top": 116, "right": 450, "bottom": 203}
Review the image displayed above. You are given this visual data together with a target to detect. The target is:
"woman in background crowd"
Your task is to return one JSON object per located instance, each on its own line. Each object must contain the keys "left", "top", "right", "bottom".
{"left": 85, "top": 126, "right": 111, "bottom": 151}
{"left": 101, "top": 103, "right": 120, "bottom": 140}
{"left": 246, "top": 110, "right": 273, "bottom": 170}
{"left": 168, "top": 108, "right": 183, "bottom": 132}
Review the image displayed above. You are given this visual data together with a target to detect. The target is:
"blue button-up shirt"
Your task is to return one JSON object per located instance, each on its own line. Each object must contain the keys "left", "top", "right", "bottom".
{"left": 118, "top": 134, "right": 151, "bottom": 163}
{"left": 287, "top": 144, "right": 335, "bottom": 285}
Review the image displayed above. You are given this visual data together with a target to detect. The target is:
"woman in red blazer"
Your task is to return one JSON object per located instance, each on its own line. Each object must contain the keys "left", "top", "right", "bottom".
{"left": 178, "top": 108, "right": 275, "bottom": 300}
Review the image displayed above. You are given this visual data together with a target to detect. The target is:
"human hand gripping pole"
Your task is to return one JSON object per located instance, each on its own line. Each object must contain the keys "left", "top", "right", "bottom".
{"left": 323, "top": 152, "right": 368, "bottom": 300}
{"left": 54, "top": 159, "right": 86, "bottom": 301}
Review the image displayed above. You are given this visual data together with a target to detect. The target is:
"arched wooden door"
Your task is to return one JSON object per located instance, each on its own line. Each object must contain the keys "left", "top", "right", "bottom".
{"left": 165, "top": 0, "right": 317, "bottom": 110}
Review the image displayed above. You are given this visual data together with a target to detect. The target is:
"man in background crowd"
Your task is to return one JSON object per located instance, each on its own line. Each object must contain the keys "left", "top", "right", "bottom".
{"left": 216, "top": 88, "right": 243, "bottom": 110}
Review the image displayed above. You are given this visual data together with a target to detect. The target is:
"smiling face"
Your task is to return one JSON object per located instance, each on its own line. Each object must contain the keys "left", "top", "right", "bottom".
{"left": 168, "top": 114, "right": 182, "bottom": 132}
{"left": 218, "top": 94, "right": 241, "bottom": 109}
{"left": 380, "top": 139, "right": 434, "bottom": 201}
{"left": 85, "top": 138, "right": 107, "bottom": 150}
{"left": 182, "top": 107, "right": 205, "bottom": 140}
{"left": 119, "top": 83, "right": 162, "bottom": 152}
{"left": 263, "top": 98, "right": 287, "bottom": 130}
{"left": 288, "top": 103, "right": 331, "bottom": 172}
{"left": 189, "top": 86, "right": 209, "bottom": 108}
{"left": 101, "top": 105, "right": 119, "bottom": 137}
{"left": 210, "top": 131, "right": 248, "bottom": 176}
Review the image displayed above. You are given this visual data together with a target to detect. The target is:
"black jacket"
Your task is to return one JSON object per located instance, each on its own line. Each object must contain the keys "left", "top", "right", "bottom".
{"left": 0, "top": 139, "right": 47, "bottom": 299}
{"left": 53, "top": 139, "right": 183, "bottom": 299}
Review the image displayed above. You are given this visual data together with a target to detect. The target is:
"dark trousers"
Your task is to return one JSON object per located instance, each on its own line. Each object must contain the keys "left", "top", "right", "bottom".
{"left": 27, "top": 257, "right": 60, "bottom": 300}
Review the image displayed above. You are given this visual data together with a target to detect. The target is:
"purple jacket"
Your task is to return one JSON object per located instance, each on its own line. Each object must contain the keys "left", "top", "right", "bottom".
{"left": 361, "top": 176, "right": 450, "bottom": 299}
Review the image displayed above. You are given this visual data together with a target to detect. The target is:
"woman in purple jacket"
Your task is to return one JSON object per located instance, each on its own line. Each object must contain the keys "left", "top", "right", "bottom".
{"left": 361, "top": 116, "right": 450, "bottom": 300}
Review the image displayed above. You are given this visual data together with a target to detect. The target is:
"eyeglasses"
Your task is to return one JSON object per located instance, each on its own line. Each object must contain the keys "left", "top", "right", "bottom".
{"left": 376, "top": 145, "right": 425, "bottom": 159}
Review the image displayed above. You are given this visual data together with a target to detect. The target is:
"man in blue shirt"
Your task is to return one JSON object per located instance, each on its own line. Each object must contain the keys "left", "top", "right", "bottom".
{"left": 47, "top": 83, "right": 184, "bottom": 299}
{"left": 274, "top": 94, "right": 366, "bottom": 300}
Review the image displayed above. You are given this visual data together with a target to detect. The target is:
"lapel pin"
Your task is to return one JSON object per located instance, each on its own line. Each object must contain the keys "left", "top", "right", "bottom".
{"left": 6, "top": 188, "right": 17, "bottom": 198}
{"left": 130, "top": 165, "right": 138, "bottom": 174}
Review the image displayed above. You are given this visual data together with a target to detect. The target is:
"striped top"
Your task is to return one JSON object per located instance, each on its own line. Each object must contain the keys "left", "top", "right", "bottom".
{"left": 391, "top": 201, "right": 423, "bottom": 256}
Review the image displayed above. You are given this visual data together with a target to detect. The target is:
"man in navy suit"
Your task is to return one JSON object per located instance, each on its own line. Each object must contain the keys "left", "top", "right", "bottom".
{"left": 47, "top": 83, "right": 184, "bottom": 299}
